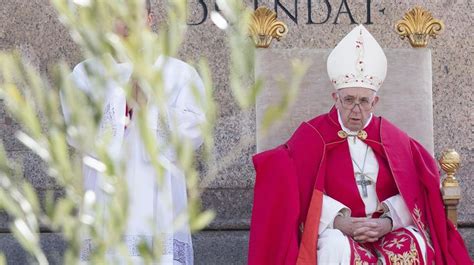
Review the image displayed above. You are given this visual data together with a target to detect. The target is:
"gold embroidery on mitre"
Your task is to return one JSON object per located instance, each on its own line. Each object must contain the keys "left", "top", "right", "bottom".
{"left": 331, "top": 29, "right": 384, "bottom": 90}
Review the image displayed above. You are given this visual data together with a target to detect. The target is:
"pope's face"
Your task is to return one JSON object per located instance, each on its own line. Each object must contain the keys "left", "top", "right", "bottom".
{"left": 332, "top": 87, "right": 379, "bottom": 131}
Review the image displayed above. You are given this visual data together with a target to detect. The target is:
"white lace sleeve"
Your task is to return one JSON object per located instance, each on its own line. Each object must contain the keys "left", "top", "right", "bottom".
{"left": 168, "top": 66, "right": 206, "bottom": 150}
{"left": 61, "top": 60, "right": 126, "bottom": 158}
{"left": 138, "top": 60, "right": 206, "bottom": 165}
{"left": 98, "top": 88, "right": 126, "bottom": 159}
{"left": 60, "top": 62, "right": 93, "bottom": 149}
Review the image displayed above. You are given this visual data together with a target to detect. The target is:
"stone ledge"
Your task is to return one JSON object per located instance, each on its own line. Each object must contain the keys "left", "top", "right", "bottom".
{"left": 0, "top": 228, "right": 472, "bottom": 263}
{"left": 0, "top": 233, "right": 66, "bottom": 265}
{"left": 458, "top": 227, "right": 474, "bottom": 260}
{"left": 193, "top": 230, "right": 249, "bottom": 265}
{"left": 202, "top": 188, "right": 252, "bottom": 230}
{"left": 0, "top": 230, "right": 250, "bottom": 265}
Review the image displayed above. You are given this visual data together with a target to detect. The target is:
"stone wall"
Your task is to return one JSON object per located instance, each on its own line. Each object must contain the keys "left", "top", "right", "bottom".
{"left": 0, "top": 0, "right": 472, "bottom": 263}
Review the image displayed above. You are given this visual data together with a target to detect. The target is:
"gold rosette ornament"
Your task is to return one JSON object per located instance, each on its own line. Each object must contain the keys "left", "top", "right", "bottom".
{"left": 395, "top": 6, "right": 444, "bottom": 48}
{"left": 249, "top": 6, "right": 288, "bottom": 48}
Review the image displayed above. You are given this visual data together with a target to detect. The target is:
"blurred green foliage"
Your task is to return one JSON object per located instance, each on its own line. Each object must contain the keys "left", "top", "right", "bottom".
{"left": 0, "top": 0, "right": 306, "bottom": 263}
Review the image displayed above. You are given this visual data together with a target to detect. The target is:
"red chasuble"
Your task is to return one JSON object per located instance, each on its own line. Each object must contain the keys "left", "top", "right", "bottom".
{"left": 248, "top": 107, "right": 471, "bottom": 265}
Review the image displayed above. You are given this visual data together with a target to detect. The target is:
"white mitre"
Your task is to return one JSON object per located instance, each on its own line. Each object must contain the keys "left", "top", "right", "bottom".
{"left": 327, "top": 25, "right": 387, "bottom": 91}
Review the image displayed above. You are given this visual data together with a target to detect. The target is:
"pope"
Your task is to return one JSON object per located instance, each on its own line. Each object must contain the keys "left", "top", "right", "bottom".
{"left": 248, "top": 25, "right": 471, "bottom": 265}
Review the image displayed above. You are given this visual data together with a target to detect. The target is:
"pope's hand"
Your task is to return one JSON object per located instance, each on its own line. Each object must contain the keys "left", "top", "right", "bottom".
{"left": 334, "top": 216, "right": 392, "bottom": 243}
{"left": 333, "top": 216, "right": 366, "bottom": 238}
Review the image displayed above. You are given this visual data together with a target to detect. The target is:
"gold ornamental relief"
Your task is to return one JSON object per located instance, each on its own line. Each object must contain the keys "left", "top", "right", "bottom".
{"left": 395, "top": 6, "right": 444, "bottom": 48}
{"left": 249, "top": 6, "right": 288, "bottom": 48}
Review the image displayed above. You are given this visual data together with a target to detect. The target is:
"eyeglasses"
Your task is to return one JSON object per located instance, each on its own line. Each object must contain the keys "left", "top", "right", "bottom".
{"left": 338, "top": 95, "right": 375, "bottom": 111}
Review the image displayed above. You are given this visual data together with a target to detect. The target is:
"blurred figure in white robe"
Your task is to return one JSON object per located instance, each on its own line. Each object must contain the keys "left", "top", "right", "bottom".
{"left": 60, "top": 1, "right": 206, "bottom": 264}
